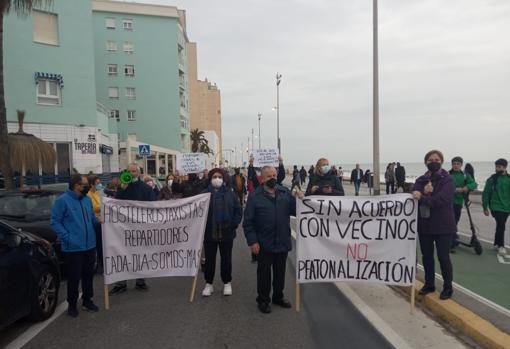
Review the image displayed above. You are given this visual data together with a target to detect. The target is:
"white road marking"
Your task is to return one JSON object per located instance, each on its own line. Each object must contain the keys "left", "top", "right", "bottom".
{"left": 457, "top": 231, "right": 509, "bottom": 249}
{"left": 4, "top": 293, "right": 75, "bottom": 349}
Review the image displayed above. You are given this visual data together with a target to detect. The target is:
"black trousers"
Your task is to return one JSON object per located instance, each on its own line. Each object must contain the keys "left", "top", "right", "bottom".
{"left": 64, "top": 248, "right": 96, "bottom": 307}
{"left": 386, "top": 181, "right": 395, "bottom": 194}
{"left": 452, "top": 204, "right": 462, "bottom": 246}
{"left": 256, "top": 251, "right": 287, "bottom": 304}
{"left": 491, "top": 211, "right": 509, "bottom": 247}
{"left": 203, "top": 240, "right": 233, "bottom": 284}
{"left": 419, "top": 234, "right": 453, "bottom": 290}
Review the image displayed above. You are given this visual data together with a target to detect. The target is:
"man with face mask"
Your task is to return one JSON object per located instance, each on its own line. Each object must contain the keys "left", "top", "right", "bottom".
{"left": 482, "top": 158, "right": 510, "bottom": 255}
{"left": 51, "top": 174, "right": 100, "bottom": 317}
{"left": 243, "top": 165, "right": 297, "bottom": 314}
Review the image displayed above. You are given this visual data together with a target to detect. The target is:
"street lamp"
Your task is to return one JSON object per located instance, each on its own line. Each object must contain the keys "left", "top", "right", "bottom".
{"left": 372, "top": 0, "right": 381, "bottom": 195}
{"left": 276, "top": 73, "right": 282, "bottom": 155}
{"left": 258, "top": 113, "right": 262, "bottom": 149}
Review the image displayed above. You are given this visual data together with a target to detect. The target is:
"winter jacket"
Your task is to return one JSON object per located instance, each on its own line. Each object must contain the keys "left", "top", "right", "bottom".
{"left": 482, "top": 173, "right": 510, "bottom": 213}
{"left": 292, "top": 169, "right": 300, "bottom": 184}
{"left": 277, "top": 163, "right": 286, "bottom": 185}
{"left": 305, "top": 172, "right": 345, "bottom": 196}
{"left": 350, "top": 169, "right": 364, "bottom": 183}
{"left": 413, "top": 169, "right": 456, "bottom": 235}
{"left": 395, "top": 166, "right": 406, "bottom": 183}
{"left": 157, "top": 185, "right": 182, "bottom": 200}
{"left": 385, "top": 168, "right": 396, "bottom": 183}
{"left": 243, "top": 185, "right": 296, "bottom": 253}
{"left": 248, "top": 165, "right": 260, "bottom": 189}
{"left": 449, "top": 170, "right": 477, "bottom": 206}
{"left": 51, "top": 189, "right": 99, "bottom": 252}
{"left": 115, "top": 179, "right": 156, "bottom": 201}
{"left": 203, "top": 185, "right": 242, "bottom": 242}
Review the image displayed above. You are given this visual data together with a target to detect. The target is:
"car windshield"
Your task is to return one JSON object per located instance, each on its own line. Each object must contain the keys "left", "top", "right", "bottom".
{"left": 0, "top": 193, "right": 59, "bottom": 219}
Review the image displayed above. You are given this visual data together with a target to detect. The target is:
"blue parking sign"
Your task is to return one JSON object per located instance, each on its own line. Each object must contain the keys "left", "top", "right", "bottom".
{"left": 138, "top": 144, "right": 151, "bottom": 156}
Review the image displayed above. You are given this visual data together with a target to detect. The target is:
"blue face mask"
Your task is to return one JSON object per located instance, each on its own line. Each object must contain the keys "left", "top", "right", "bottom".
{"left": 96, "top": 183, "right": 104, "bottom": 191}
{"left": 321, "top": 165, "right": 331, "bottom": 174}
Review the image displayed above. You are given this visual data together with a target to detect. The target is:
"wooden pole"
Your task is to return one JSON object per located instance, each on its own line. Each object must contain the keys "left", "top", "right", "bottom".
{"left": 104, "top": 284, "right": 110, "bottom": 310}
{"left": 295, "top": 281, "right": 301, "bottom": 312}
{"left": 410, "top": 282, "right": 416, "bottom": 314}
{"left": 189, "top": 273, "right": 198, "bottom": 303}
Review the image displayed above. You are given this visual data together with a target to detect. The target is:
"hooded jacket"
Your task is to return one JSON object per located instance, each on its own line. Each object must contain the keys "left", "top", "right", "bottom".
{"left": 51, "top": 189, "right": 99, "bottom": 252}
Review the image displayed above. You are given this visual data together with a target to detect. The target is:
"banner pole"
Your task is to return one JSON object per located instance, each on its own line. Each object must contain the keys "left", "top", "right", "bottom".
{"left": 295, "top": 281, "right": 301, "bottom": 312}
{"left": 190, "top": 273, "right": 198, "bottom": 303}
{"left": 104, "top": 284, "right": 110, "bottom": 310}
{"left": 410, "top": 282, "right": 415, "bottom": 314}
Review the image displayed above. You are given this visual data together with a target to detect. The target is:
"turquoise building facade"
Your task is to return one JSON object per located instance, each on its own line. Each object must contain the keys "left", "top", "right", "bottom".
{"left": 4, "top": 0, "right": 119, "bottom": 174}
{"left": 92, "top": 0, "right": 190, "bottom": 165}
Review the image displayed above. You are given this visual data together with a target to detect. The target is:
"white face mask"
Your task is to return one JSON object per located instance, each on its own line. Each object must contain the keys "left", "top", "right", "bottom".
{"left": 147, "top": 181, "right": 155, "bottom": 188}
{"left": 198, "top": 173, "right": 204, "bottom": 179}
{"left": 211, "top": 178, "right": 223, "bottom": 188}
{"left": 167, "top": 180, "right": 173, "bottom": 186}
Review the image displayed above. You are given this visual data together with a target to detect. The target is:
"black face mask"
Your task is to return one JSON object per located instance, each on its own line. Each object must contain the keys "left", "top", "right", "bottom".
{"left": 81, "top": 186, "right": 90, "bottom": 196}
{"left": 266, "top": 178, "right": 277, "bottom": 188}
{"left": 426, "top": 162, "right": 441, "bottom": 173}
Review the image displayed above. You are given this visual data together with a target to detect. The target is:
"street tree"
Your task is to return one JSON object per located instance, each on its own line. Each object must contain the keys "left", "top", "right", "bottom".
{"left": 190, "top": 129, "right": 214, "bottom": 156}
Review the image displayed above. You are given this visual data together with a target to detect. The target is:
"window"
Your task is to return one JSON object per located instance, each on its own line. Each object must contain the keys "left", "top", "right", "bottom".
{"left": 124, "top": 65, "right": 135, "bottom": 77}
{"left": 108, "top": 87, "right": 119, "bottom": 99}
{"left": 37, "top": 79, "right": 61, "bottom": 105}
{"left": 33, "top": 10, "right": 59, "bottom": 45}
{"left": 110, "top": 109, "right": 120, "bottom": 120}
{"left": 123, "top": 41, "right": 134, "bottom": 54}
{"left": 127, "top": 110, "right": 136, "bottom": 121}
{"left": 105, "top": 18, "right": 116, "bottom": 29}
{"left": 123, "top": 19, "right": 133, "bottom": 31}
{"left": 107, "top": 64, "right": 118, "bottom": 76}
{"left": 106, "top": 40, "right": 117, "bottom": 52}
{"left": 126, "top": 87, "right": 136, "bottom": 99}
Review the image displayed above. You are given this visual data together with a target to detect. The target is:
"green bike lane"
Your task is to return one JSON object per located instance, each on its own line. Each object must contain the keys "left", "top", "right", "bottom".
{"left": 424, "top": 239, "right": 510, "bottom": 311}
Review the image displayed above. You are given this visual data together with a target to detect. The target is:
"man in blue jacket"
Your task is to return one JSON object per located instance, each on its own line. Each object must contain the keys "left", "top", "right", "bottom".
{"left": 51, "top": 174, "right": 100, "bottom": 317}
{"left": 243, "top": 165, "right": 296, "bottom": 314}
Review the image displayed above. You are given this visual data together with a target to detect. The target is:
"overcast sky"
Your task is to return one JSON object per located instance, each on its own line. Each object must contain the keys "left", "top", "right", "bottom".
{"left": 136, "top": 0, "right": 510, "bottom": 165}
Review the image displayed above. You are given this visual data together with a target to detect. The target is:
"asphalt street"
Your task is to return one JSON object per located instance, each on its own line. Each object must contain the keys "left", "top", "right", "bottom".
{"left": 1, "top": 226, "right": 394, "bottom": 349}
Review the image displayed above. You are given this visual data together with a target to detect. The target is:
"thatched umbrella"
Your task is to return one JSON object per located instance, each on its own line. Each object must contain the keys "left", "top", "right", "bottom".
{"left": 8, "top": 110, "right": 56, "bottom": 186}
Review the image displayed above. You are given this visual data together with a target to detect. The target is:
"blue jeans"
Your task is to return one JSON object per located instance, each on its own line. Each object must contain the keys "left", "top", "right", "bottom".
{"left": 354, "top": 181, "right": 361, "bottom": 195}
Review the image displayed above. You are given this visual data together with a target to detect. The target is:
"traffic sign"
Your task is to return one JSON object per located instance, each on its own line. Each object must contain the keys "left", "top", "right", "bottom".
{"left": 138, "top": 144, "right": 151, "bottom": 156}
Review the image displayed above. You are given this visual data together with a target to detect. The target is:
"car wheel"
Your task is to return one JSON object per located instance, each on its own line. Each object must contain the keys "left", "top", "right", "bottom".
{"left": 30, "top": 265, "right": 59, "bottom": 321}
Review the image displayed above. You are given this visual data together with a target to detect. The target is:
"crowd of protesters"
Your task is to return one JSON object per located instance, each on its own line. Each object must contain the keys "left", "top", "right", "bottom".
{"left": 50, "top": 152, "right": 509, "bottom": 318}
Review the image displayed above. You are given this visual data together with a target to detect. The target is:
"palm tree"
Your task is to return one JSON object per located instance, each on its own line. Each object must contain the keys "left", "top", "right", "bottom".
{"left": 189, "top": 129, "right": 213, "bottom": 156}
{"left": 0, "top": 0, "right": 52, "bottom": 189}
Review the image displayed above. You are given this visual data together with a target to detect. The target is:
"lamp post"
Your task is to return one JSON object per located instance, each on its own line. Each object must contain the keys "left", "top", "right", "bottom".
{"left": 258, "top": 113, "right": 262, "bottom": 149}
{"left": 276, "top": 73, "right": 282, "bottom": 155}
{"left": 372, "top": 0, "right": 381, "bottom": 195}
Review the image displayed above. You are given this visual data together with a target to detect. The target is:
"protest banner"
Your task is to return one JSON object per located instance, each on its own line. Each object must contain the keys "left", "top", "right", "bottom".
{"left": 252, "top": 148, "right": 279, "bottom": 167}
{"left": 176, "top": 153, "right": 206, "bottom": 174}
{"left": 296, "top": 194, "right": 418, "bottom": 312}
{"left": 101, "top": 194, "right": 210, "bottom": 308}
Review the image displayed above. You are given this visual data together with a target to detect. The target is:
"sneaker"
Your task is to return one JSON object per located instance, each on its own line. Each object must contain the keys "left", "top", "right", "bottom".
{"left": 67, "top": 306, "right": 79, "bottom": 318}
{"left": 82, "top": 301, "right": 99, "bottom": 312}
{"left": 202, "top": 283, "right": 214, "bottom": 297}
{"left": 135, "top": 283, "right": 149, "bottom": 291}
{"left": 494, "top": 245, "right": 500, "bottom": 251}
{"left": 223, "top": 283, "right": 232, "bottom": 296}
{"left": 498, "top": 247, "right": 507, "bottom": 255}
{"left": 109, "top": 284, "right": 127, "bottom": 296}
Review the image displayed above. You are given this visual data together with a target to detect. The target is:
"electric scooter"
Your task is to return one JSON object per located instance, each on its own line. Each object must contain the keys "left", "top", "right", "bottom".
{"left": 456, "top": 195, "right": 483, "bottom": 255}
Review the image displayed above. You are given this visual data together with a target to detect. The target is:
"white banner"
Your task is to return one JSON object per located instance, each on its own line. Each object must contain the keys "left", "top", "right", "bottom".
{"left": 252, "top": 148, "right": 279, "bottom": 167}
{"left": 297, "top": 194, "right": 417, "bottom": 286}
{"left": 176, "top": 153, "right": 206, "bottom": 174}
{"left": 101, "top": 194, "right": 210, "bottom": 285}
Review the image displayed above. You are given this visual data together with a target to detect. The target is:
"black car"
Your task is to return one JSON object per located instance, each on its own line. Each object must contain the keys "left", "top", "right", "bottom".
{"left": 0, "top": 188, "right": 64, "bottom": 270}
{"left": 0, "top": 220, "right": 60, "bottom": 329}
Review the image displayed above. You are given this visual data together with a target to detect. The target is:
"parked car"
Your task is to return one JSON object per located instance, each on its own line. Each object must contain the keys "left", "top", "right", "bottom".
{"left": 0, "top": 188, "right": 65, "bottom": 270}
{"left": 0, "top": 220, "right": 60, "bottom": 329}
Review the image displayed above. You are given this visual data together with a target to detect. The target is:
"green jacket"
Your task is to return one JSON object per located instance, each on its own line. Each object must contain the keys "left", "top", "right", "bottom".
{"left": 450, "top": 170, "right": 477, "bottom": 206}
{"left": 482, "top": 173, "right": 510, "bottom": 212}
